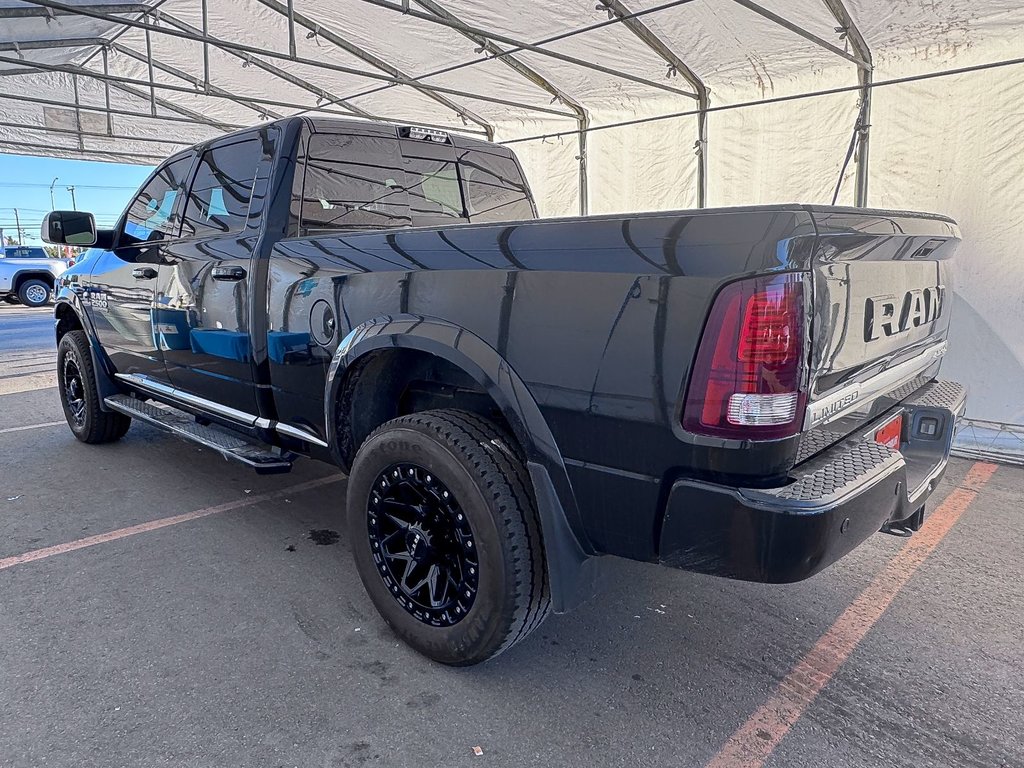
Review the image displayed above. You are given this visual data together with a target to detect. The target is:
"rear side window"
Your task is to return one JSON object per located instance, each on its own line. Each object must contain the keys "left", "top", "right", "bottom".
{"left": 460, "top": 149, "right": 534, "bottom": 222}
{"left": 298, "top": 134, "right": 412, "bottom": 233}
{"left": 121, "top": 154, "right": 192, "bottom": 245}
{"left": 181, "top": 137, "right": 261, "bottom": 238}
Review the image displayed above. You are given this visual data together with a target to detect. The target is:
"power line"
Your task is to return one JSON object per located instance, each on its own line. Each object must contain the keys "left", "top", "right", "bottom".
{"left": 0, "top": 182, "right": 140, "bottom": 190}
{"left": 501, "top": 54, "right": 1024, "bottom": 145}
{"left": 0, "top": 207, "right": 124, "bottom": 214}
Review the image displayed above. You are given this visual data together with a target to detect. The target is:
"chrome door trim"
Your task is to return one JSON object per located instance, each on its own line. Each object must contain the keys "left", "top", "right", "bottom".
{"left": 274, "top": 422, "right": 329, "bottom": 448}
{"left": 117, "top": 373, "right": 329, "bottom": 447}
{"left": 115, "top": 373, "right": 259, "bottom": 426}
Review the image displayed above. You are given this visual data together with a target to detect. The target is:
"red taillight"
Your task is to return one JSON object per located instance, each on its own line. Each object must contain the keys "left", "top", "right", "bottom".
{"left": 683, "top": 273, "right": 806, "bottom": 440}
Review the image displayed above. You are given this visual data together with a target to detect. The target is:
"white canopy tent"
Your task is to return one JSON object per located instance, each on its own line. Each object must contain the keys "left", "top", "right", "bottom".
{"left": 1, "top": 0, "right": 1022, "bottom": 458}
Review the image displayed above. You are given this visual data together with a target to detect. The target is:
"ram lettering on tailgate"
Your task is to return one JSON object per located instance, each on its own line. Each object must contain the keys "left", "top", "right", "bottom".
{"left": 864, "top": 286, "right": 945, "bottom": 342}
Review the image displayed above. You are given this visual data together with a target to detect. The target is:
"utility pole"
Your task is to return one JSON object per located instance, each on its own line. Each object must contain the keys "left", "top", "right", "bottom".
{"left": 66, "top": 186, "right": 77, "bottom": 210}
{"left": 50, "top": 177, "right": 59, "bottom": 210}
{"left": 12, "top": 208, "right": 21, "bottom": 244}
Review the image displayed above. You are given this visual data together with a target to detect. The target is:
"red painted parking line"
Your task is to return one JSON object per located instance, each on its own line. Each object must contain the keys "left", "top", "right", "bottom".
{"left": 705, "top": 461, "right": 999, "bottom": 768}
{"left": 0, "top": 475, "right": 343, "bottom": 572}
{"left": 0, "top": 421, "right": 65, "bottom": 435}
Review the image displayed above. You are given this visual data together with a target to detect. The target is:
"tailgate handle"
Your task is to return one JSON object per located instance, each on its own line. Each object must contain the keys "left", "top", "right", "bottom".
{"left": 131, "top": 266, "right": 157, "bottom": 280}
{"left": 212, "top": 265, "right": 246, "bottom": 282}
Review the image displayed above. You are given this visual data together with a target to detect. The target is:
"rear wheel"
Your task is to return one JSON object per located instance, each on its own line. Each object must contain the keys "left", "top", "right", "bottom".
{"left": 347, "top": 409, "right": 549, "bottom": 665}
{"left": 18, "top": 279, "right": 51, "bottom": 308}
{"left": 57, "top": 330, "right": 131, "bottom": 444}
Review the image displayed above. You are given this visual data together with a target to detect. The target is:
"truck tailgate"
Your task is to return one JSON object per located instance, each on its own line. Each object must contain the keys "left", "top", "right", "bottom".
{"left": 802, "top": 208, "right": 960, "bottom": 445}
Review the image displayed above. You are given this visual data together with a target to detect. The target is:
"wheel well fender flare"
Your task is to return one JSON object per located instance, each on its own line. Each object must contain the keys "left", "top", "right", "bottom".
{"left": 12, "top": 270, "right": 56, "bottom": 290}
{"left": 325, "top": 314, "right": 600, "bottom": 613}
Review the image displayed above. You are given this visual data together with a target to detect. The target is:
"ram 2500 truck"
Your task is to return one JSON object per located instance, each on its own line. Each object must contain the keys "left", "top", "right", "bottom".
{"left": 43, "top": 117, "right": 965, "bottom": 665}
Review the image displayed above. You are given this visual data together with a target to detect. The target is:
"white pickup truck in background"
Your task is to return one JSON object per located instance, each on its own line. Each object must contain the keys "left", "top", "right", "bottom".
{"left": 0, "top": 246, "right": 72, "bottom": 307}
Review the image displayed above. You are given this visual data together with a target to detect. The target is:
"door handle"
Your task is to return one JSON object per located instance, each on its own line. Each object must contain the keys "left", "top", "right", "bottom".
{"left": 132, "top": 266, "right": 158, "bottom": 280}
{"left": 212, "top": 265, "right": 247, "bottom": 281}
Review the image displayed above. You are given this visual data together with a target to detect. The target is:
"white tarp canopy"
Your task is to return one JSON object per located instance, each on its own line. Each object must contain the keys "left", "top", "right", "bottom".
{"left": 1, "top": 0, "right": 1023, "bottom": 456}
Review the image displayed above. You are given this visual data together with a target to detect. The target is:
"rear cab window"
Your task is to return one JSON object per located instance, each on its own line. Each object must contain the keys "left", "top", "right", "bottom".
{"left": 291, "top": 125, "right": 535, "bottom": 237}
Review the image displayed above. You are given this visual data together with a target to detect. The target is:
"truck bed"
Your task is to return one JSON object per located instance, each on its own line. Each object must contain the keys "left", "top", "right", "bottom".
{"left": 267, "top": 203, "right": 959, "bottom": 561}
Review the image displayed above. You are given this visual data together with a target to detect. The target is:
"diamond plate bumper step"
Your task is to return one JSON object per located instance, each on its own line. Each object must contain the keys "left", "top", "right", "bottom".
{"left": 104, "top": 394, "right": 294, "bottom": 475}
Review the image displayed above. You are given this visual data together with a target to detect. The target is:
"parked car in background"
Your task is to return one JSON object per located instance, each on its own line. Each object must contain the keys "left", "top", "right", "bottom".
{"left": 0, "top": 245, "right": 72, "bottom": 307}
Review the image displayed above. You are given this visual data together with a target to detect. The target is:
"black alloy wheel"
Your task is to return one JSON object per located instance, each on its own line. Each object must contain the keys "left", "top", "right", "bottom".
{"left": 368, "top": 463, "right": 479, "bottom": 627}
{"left": 347, "top": 409, "right": 550, "bottom": 665}
{"left": 62, "top": 355, "right": 88, "bottom": 427}
{"left": 56, "top": 330, "right": 132, "bottom": 444}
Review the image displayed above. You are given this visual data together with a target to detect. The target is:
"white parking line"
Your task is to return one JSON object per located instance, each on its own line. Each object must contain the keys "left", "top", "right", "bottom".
{"left": 0, "top": 421, "right": 65, "bottom": 435}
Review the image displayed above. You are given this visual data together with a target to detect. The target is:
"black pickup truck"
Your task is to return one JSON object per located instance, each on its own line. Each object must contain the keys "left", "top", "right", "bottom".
{"left": 43, "top": 117, "right": 965, "bottom": 665}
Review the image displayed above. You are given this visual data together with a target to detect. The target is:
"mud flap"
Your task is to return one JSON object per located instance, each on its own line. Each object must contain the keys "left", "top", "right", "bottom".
{"left": 527, "top": 461, "right": 605, "bottom": 614}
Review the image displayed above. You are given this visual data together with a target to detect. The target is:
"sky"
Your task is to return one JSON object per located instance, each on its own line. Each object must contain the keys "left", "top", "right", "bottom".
{"left": 0, "top": 154, "right": 153, "bottom": 246}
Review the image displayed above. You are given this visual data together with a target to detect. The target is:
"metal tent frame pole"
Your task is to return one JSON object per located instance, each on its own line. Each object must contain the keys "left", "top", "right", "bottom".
{"left": 3, "top": 0, "right": 875, "bottom": 212}
{"left": 0, "top": 3, "right": 150, "bottom": 17}
{"left": 412, "top": 0, "right": 591, "bottom": 213}
{"left": 0, "top": 54, "right": 488, "bottom": 138}
{"left": 252, "top": 0, "right": 494, "bottom": 139}
{"left": 0, "top": 37, "right": 108, "bottom": 52}
{"left": 821, "top": 0, "right": 873, "bottom": 206}
{"left": 731, "top": 0, "right": 869, "bottom": 70}
{"left": 358, "top": 0, "right": 698, "bottom": 99}
{"left": 596, "top": 0, "right": 709, "bottom": 208}
{"left": 111, "top": 43, "right": 286, "bottom": 120}
{"left": 158, "top": 12, "right": 374, "bottom": 119}
{"left": 16, "top": 0, "right": 578, "bottom": 122}
{"left": 1, "top": 119, "right": 196, "bottom": 146}
{"left": 0, "top": 137, "right": 167, "bottom": 163}
{"left": 318, "top": 0, "right": 698, "bottom": 110}
{"left": 100, "top": 77, "right": 235, "bottom": 133}
{"left": 0, "top": 92, "right": 247, "bottom": 130}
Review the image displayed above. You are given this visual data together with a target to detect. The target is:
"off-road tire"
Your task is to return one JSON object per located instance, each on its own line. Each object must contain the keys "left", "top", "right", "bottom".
{"left": 57, "top": 330, "right": 131, "bottom": 444}
{"left": 347, "top": 408, "right": 550, "bottom": 665}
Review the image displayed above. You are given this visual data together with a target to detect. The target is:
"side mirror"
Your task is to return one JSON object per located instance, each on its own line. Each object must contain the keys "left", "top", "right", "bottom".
{"left": 41, "top": 211, "right": 97, "bottom": 246}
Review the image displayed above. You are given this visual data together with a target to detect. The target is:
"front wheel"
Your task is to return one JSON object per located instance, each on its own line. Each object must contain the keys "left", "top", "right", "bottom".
{"left": 57, "top": 330, "right": 131, "bottom": 444}
{"left": 18, "top": 279, "right": 51, "bottom": 307}
{"left": 347, "top": 409, "right": 549, "bottom": 665}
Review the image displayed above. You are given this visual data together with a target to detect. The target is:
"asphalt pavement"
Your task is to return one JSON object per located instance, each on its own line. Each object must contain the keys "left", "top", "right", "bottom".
{"left": 0, "top": 303, "right": 1021, "bottom": 768}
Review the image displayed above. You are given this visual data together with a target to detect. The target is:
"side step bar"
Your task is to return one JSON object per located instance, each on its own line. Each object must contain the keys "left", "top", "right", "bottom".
{"left": 104, "top": 394, "right": 294, "bottom": 475}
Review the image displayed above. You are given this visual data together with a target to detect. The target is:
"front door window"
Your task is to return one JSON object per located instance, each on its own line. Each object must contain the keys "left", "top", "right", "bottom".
{"left": 119, "top": 155, "right": 193, "bottom": 247}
